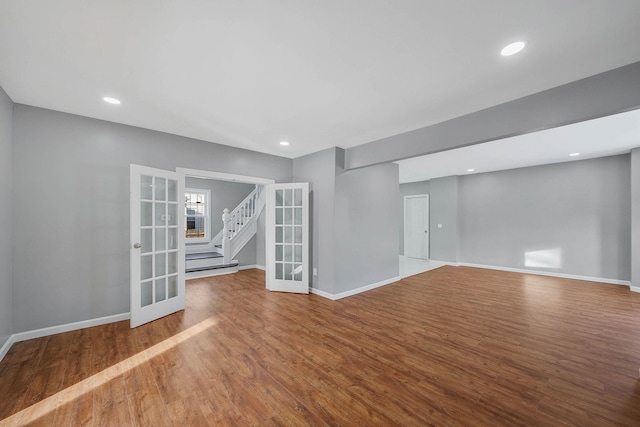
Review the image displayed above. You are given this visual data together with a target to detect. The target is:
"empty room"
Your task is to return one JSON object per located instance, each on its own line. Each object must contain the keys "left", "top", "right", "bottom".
{"left": 1, "top": 1, "right": 640, "bottom": 426}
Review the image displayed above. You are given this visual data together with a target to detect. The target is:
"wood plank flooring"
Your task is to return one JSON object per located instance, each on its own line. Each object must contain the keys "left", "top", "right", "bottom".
{"left": 1, "top": 266, "right": 640, "bottom": 426}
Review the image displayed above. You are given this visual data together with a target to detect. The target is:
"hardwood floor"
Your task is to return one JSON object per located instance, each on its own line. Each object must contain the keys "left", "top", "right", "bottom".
{"left": 1, "top": 266, "right": 640, "bottom": 426}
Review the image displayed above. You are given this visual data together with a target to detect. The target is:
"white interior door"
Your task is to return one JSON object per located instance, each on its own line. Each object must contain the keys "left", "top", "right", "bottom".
{"left": 130, "top": 164, "right": 185, "bottom": 328}
{"left": 266, "top": 183, "right": 309, "bottom": 293}
{"left": 405, "top": 195, "right": 429, "bottom": 260}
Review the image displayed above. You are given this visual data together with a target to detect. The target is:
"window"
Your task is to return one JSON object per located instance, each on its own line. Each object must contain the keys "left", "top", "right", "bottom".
{"left": 185, "top": 188, "right": 210, "bottom": 243}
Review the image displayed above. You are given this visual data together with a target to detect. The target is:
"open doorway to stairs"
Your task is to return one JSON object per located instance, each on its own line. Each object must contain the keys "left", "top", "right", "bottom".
{"left": 176, "top": 168, "right": 275, "bottom": 279}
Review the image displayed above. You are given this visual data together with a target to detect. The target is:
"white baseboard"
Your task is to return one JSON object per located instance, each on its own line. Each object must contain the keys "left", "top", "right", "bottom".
{"left": 309, "top": 287, "right": 335, "bottom": 300}
{"left": 0, "top": 335, "right": 16, "bottom": 362}
{"left": 0, "top": 312, "right": 130, "bottom": 363}
{"left": 310, "top": 276, "right": 402, "bottom": 301}
{"left": 458, "top": 262, "right": 631, "bottom": 287}
{"left": 238, "top": 264, "right": 266, "bottom": 271}
{"left": 631, "top": 286, "right": 640, "bottom": 293}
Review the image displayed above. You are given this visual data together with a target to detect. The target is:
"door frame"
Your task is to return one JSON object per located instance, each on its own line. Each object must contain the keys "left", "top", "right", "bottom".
{"left": 403, "top": 194, "right": 429, "bottom": 260}
{"left": 175, "top": 167, "right": 275, "bottom": 258}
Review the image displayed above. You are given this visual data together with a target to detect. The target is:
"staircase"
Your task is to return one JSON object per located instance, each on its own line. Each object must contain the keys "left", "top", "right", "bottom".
{"left": 185, "top": 185, "right": 265, "bottom": 278}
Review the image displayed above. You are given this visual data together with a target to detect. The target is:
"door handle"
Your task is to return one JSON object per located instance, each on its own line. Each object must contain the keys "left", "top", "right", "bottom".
{"left": 133, "top": 243, "right": 142, "bottom": 249}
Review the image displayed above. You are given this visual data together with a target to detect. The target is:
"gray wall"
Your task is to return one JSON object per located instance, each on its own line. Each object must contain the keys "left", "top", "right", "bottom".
{"left": 631, "top": 148, "right": 640, "bottom": 288}
{"left": 292, "top": 147, "right": 337, "bottom": 294}
{"left": 0, "top": 86, "right": 13, "bottom": 348}
{"left": 334, "top": 160, "right": 400, "bottom": 294}
{"left": 399, "top": 181, "right": 430, "bottom": 256}
{"left": 293, "top": 147, "right": 400, "bottom": 295}
{"left": 12, "top": 104, "right": 292, "bottom": 332}
{"left": 429, "top": 176, "right": 459, "bottom": 262}
{"left": 345, "top": 62, "right": 640, "bottom": 169}
{"left": 458, "top": 155, "right": 631, "bottom": 280}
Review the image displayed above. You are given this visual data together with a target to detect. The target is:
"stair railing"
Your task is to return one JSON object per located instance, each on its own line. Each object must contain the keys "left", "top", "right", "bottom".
{"left": 221, "top": 185, "right": 265, "bottom": 263}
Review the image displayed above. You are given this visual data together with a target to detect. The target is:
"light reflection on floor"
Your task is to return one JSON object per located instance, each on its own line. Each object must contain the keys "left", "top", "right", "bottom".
{"left": 0, "top": 317, "right": 217, "bottom": 426}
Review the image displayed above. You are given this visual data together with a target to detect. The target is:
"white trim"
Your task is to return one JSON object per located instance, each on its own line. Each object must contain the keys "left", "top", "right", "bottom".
{"left": 310, "top": 276, "right": 402, "bottom": 301}
{"left": 309, "top": 287, "right": 336, "bottom": 300}
{"left": 186, "top": 266, "right": 239, "bottom": 279}
{"left": 458, "top": 262, "right": 631, "bottom": 286}
{"left": 629, "top": 286, "right": 640, "bottom": 293}
{"left": 403, "top": 194, "right": 429, "bottom": 260}
{"left": 176, "top": 168, "right": 275, "bottom": 185}
{"left": 0, "top": 335, "right": 16, "bottom": 362}
{"left": 238, "top": 264, "right": 265, "bottom": 271}
{"left": 13, "top": 313, "right": 131, "bottom": 342}
{"left": 0, "top": 313, "right": 130, "bottom": 363}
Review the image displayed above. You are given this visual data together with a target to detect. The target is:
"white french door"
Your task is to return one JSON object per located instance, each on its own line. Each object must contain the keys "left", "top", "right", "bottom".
{"left": 405, "top": 194, "right": 429, "bottom": 260}
{"left": 266, "top": 183, "right": 309, "bottom": 293}
{"left": 130, "top": 164, "right": 185, "bottom": 328}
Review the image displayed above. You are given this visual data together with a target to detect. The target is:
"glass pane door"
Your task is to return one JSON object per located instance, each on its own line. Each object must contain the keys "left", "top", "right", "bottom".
{"left": 266, "top": 183, "right": 309, "bottom": 293}
{"left": 130, "top": 164, "right": 185, "bottom": 327}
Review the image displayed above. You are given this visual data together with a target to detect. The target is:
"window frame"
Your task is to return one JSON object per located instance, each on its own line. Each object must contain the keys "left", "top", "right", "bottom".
{"left": 184, "top": 188, "right": 211, "bottom": 244}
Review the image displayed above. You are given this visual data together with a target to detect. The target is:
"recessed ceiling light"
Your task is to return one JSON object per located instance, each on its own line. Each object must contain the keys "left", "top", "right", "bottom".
{"left": 501, "top": 41, "right": 526, "bottom": 56}
{"left": 569, "top": 152, "right": 580, "bottom": 157}
{"left": 279, "top": 141, "right": 290, "bottom": 146}
{"left": 467, "top": 168, "right": 475, "bottom": 172}
{"left": 103, "top": 96, "right": 121, "bottom": 105}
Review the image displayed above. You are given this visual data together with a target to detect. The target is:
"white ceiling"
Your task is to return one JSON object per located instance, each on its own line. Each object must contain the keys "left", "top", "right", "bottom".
{"left": 397, "top": 108, "right": 640, "bottom": 183}
{"left": 1, "top": 1, "right": 640, "bottom": 159}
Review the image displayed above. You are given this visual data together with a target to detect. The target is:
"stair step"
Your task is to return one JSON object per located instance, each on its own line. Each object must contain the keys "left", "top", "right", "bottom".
{"left": 186, "top": 262, "right": 239, "bottom": 273}
{"left": 185, "top": 252, "right": 223, "bottom": 261}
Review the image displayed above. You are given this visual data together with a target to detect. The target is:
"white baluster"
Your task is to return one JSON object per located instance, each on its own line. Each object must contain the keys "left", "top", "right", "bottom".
{"left": 222, "top": 208, "right": 231, "bottom": 264}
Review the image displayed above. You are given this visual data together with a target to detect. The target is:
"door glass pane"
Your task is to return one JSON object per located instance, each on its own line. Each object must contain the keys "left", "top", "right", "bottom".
{"left": 155, "top": 228, "right": 166, "bottom": 251}
{"left": 155, "top": 178, "right": 166, "bottom": 201}
{"left": 276, "top": 263, "right": 283, "bottom": 280}
{"left": 168, "top": 275, "right": 178, "bottom": 298}
{"left": 155, "top": 278, "right": 166, "bottom": 302}
{"left": 276, "top": 227, "right": 283, "bottom": 243}
{"left": 285, "top": 189, "right": 293, "bottom": 206}
{"left": 284, "top": 208, "right": 292, "bottom": 225}
{"left": 141, "top": 255, "right": 152, "bottom": 280}
{"left": 284, "top": 263, "right": 293, "bottom": 280}
{"left": 167, "top": 228, "right": 177, "bottom": 250}
{"left": 141, "top": 175, "right": 153, "bottom": 200}
{"left": 276, "top": 208, "right": 283, "bottom": 225}
{"left": 276, "top": 245, "right": 283, "bottom": 262}
{"left": 141, "top": 202, "right": 153, "bottom": 226}
{"left": 168, "top": 251, "right": 177, "bottom": 274}
{"left": 295, "top": 245, "right": 302, "bottom": 263}
{"left": 294, "top": 208, "right": 302, "bottom": 225}
{"left": 284, "top": 227, "right": 292, "bottom": 243}
{"left": 284, "top": 245, "right": 292, "bottom": 262}
{"left": 155, "top": 253, "right": 166, "bottom": 276}
{"left": 294, "top": 189, "right": 302, "bottom": 206}
{"left": 294, "top": 226, "right": 302, "bottom": 244}
{"left": 141, "top": 229, "right": 152, "bottom": 254}
{"left": 155, "top": 203, "right": 166, "bottom": 226}
{"left": 294, "top": 264, "right": 302, "bottom": 281}
{"left": 276, "top": 190, "right": 284, "bottom": 206}
{"left": 141, "top": 281, "right": 153, "bottom": 307}
{"left": 167, "top": 179, "right": 177, "bottom": 202}
{"left": 167, "top": 203, "right": 178, "bottom": 226}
